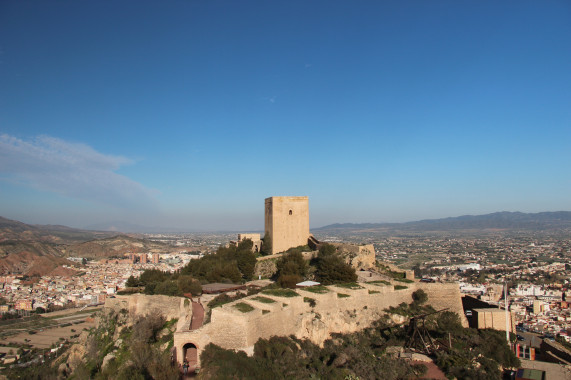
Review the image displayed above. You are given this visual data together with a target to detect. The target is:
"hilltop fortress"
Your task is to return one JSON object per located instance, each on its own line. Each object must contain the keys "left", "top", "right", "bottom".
{"left": 105, "top": 196, "right": 468, "bottom": 370}
{"left": 172, "top": 281, "right": 467, "bottom": 368}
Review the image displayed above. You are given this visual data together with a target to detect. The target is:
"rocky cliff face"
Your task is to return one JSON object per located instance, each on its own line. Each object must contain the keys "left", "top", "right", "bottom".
{"left": 59, "top": 294, "right": 189, "bottom": 379}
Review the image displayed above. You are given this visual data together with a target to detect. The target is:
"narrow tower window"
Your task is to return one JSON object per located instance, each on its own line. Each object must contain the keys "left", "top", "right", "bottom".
{"left": 289, "top": 210, "right": 293, "bottom": 215}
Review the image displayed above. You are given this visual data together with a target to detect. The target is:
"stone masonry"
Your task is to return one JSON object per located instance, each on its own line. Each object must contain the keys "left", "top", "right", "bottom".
{"left": 265, "top": 196, "right": 310, "bottom": 254}
{"left": 173, "top": 282, "right": 467, "bottom": 368}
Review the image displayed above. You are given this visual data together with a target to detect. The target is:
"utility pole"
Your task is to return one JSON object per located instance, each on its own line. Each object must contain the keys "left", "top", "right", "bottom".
{"left": 505, "top": 282, "right": 510, "bottom": 343}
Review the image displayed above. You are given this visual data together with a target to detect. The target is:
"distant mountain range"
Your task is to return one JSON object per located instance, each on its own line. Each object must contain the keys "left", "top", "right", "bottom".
{"left": 83, "top": 221, "right": 177, "bottom": 233}
{"left": 1, "top": 211, "right": 570, "bottom": 275}
{"left": 315, "top": 211, "right": 571, "bottom": 234}
{"left": 0, "top": 216, "right": 119, "bottom": 244}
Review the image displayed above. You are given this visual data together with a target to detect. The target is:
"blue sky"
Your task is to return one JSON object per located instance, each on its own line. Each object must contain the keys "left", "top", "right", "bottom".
{"left": 1, "top": 1, "right": 570, "bottom": 231}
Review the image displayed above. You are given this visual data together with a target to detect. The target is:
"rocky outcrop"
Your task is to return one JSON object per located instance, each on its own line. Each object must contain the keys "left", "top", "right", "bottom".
{"left": 333, "top": 243, "right": 376, "bottom": 269}
{"left": 101, "top": 353, "right": 116, "bottom": 371}
{"left": 254, "top": 257, "right": 279, "bottom": 279}
{"left": 61, "top": 329, "right": 90, "bottom": 377}
{"left": 62, "top": 294, "right": 185, "bottom": 379}
{"left": 104, "top": 294, "right": 192, "bottom": 331}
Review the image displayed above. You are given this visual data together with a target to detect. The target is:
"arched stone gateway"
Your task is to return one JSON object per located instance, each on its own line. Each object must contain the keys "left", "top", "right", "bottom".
{"left": 182, "top": 342, "right": 198, "bottom": 373}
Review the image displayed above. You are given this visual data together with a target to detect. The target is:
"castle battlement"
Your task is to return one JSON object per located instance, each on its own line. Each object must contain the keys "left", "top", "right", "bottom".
{"left": 173, "top": 281, "right": 467, "bottom": 367}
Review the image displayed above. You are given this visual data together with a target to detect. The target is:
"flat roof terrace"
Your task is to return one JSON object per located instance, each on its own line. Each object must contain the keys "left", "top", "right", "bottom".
{"left": 201, "top": 283, "right": 246, "bottom": 294}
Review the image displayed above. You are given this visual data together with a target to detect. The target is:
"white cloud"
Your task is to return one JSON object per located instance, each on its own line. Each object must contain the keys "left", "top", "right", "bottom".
{"left": 0, "top": 134, "right": 158, "bottom": 209}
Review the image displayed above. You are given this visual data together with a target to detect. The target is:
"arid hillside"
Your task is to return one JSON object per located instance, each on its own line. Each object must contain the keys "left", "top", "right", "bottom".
{"left": 0, "top": 216, "right": 118, "bottom": 244}
{"left": 0, "top": 216, "right": 174, "bottom": 275}
{"left": 61, "top": 235, "right": 174, "bottom": 259}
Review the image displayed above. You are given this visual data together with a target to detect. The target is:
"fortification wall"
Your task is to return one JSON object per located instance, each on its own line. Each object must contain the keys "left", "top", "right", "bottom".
{"left": 409, "top": 282, "right": 469, "bottom": 327}
{"left": 473, "top": 308, "right": 515, "bottom": 333}
{"left": 174, "top": 281, "right": 466, "bottom": 366}
{"left": 105, "top": 294, "right": 193, "bottom": 331}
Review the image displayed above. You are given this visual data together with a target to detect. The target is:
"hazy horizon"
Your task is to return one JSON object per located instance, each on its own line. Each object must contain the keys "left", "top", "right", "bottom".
{"left": 3, "top": 209, "right": 571, "bottom": 234}
{"left": 1, "top": 1, "right": 570, "bottom": 231}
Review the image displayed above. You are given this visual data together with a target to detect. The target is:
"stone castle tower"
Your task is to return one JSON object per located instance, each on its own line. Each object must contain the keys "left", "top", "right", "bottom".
{"left": 264, "top": 196, "right": 310, "bottom": 255}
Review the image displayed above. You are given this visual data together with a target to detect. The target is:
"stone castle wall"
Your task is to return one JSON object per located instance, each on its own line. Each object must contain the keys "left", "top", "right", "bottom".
{"left": 174, "top": 281, "right": 466, "bottom": 367}
{"left": 265, "top": 196, "right": 310, "bottom": 254}
{"left": 236, "top": 233, "right": 263, "bottom": 252}
{"left": 474, "top": 308, "right": 515, "bottom": 333}
{"left": 412, "top": 282, "right": 469, "bottom": 326}
{"left": 105, "top": 294, "right": 193, "bottom": 331}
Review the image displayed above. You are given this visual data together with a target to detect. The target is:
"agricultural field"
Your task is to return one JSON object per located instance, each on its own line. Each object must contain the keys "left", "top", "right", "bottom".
{"left": 0, "top": 307, "right": 99, "bottom": 349}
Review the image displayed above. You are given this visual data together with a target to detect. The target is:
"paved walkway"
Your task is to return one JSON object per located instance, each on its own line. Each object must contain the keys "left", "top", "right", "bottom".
{"left": 190, "top": 301, "right": 204, "bottom": 330}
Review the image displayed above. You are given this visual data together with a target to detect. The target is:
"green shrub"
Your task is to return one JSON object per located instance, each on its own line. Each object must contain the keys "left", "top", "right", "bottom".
{"left": 178, "top": 275, "right": 202, "bottom": 295}
{"left": 301, "top": 285, "right": 329, "bottom": 294}
{"left": 394, "top": 285, "right": 408, "bottom": 290}
{"left": 252, "top": 296, "right": 277, "bottom": 304}
{"left": 368, "top": 290, "right": 380, "bottom": 294}
{"left": 303, "top": 297, "right": 316, "bottom": 307}
{"left": 233, "top": 302, "right": 255, "bottom": 313}
{"left": 276, "top": 250, "right": 308, "bottom": 277}
{"left": 277, "top": 274, "right": 302, "bottom": 289}
{"left": 208, "top": 292, "right": 248, "bottom": 308}
{"left": 262, "top": 289, "right": 299, "bottom": 298}
{"left": 337, "top": 293, "right": 350, "bottom": 298}
{"left": 314, "top": 246, "right": 358, "bottom": 285}
{"left": 335, "top": 282, "right": 363, "bottom": 289}
{"left": 412, "top": 289, "right": 428, "bottom": 304}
